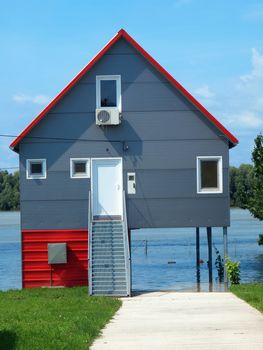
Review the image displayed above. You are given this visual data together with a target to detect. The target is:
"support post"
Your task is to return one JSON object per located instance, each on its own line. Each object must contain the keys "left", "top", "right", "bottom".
{"left": 223, "top": 226, "right": 228, "bottom": 288}
{"left": 196, "top": 227, "right": 200, "bottom": 288}
{"left": 207, "top": 227, "right": 213, "bottom": 290}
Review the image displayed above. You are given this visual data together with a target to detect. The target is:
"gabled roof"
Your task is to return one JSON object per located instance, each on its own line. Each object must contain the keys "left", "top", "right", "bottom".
{"left": 10, "top": 29, "right": 238, "bottom": 151}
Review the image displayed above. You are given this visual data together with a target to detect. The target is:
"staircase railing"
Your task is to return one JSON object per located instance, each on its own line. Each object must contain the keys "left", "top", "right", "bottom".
{"left": 123, "top": 191, "right": 131, "bottom": 296}
{"left": 88, "top": 191, "right": 93, "bottom": 295}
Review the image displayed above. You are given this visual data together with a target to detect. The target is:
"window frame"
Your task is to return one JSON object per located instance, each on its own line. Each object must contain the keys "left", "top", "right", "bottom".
{"left": 196, "top": 156, "right": 223, "bottom": 194}
{"left": 70, "top": 158, "right": 90, "bottom": 179}
{"left": 26, "top": 159, "right": 47, "bottom": 180}
{"left": 96, "top": 75, "right": 122, "bottom": 111}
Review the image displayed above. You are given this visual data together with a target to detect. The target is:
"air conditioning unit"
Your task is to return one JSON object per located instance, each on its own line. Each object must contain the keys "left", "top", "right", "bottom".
{"left": 95, "top": 108, "right": 121, "bottom": 125}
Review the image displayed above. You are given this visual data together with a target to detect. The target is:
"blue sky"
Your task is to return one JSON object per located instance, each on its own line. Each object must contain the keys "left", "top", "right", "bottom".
{"left": 1, "top": 0, "right": 263, "bottom": 170}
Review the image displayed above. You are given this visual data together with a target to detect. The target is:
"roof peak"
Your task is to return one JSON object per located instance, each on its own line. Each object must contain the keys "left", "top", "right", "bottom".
{"left": 10, "top": 29, "right": 238, "bottom": 151}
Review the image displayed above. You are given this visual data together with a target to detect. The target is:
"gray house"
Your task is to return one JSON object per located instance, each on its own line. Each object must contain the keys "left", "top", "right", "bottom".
{"left": 10, "top": 29, "right": 238, "bottom": 295}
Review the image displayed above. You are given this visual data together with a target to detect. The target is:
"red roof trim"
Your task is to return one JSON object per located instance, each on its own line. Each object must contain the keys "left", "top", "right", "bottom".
{"left": 10, "top": 29, "right": 238, "bottom": 150}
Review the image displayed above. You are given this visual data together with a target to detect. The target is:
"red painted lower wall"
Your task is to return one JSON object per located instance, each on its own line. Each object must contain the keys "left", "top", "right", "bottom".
{"left": 22, "top": 229, "right": 88, "bottom": 288}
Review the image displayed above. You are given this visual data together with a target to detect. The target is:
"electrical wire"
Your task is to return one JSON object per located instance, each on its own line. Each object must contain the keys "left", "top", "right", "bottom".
{"left": 0, "top": 134, "right": 226, "bottom": 143}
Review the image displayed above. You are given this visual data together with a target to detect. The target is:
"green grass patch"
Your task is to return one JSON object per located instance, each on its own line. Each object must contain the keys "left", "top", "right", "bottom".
{"left": 0, "top": 287, "right": 121, "bottom": 350}
{"left": 231, "top": 283, "right": 263, "bottom": 313}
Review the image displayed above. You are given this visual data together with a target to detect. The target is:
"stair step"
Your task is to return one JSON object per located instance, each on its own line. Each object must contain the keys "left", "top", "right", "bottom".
{"left": 92, "top": 243, "right": 124, "bottom": 247}
{"left": 93, "top": 284, "right": 127, "bottom": 289}
{"left": 92, "top": 292, "right": 128, "bottom": 296}
{"left": 92, "top": 275, "right": 126, "bottom": 279}
{"left": 92, "top": 275, "right": 126, "bottom": 280}
{"left": 92, "top": 253, "right": 124, "bottom": 257}
{"left": 92, "top": 270, "right": 126, "bottom": 274}
{"left": 92, "top": 276, "right": 126, "bottom": 281}
{"left": 92, "top": 227, "right": 123, "bottom": 231}
{"left": 92, "top": 266, "right": 125, "bottom": 269}
{"left": 93, "top": 222, "right": 122, "bottom": 224}
{"left": 92, "top": 238, "right": 123, "bottom": 241}
{"left": 92, "top": 257, "right": 125, "bottom": 261}
{"left": 91, "top": 253, "right": 125, "bottom": 258}
{"left": 92, "top": 244, "right": 124, "bottom": 248}
{"left": 92, "top": 257, "right": 125, "bottom": 265}
{"left": 91, "top": 249, "right": 124, "bottom": 253}
{"left": 92, "top": 229, "right": 123, "bottom": 236}
{"left": 92, "top": 280, "right": 126, "bottom": 285}
{"left": 92, "top": 224, "right": 123, "bottom": 228}
{"left": 92, "top": 237, "right": 123, "bottom": 241}
{"left": 92, "top": 231, "right": 123, "bottom": 235}
{"left": 92, "top": 226, "right": 123, "bottom": 228}
{"left": 92, "top": 248, "right": 124, "bottom": 253}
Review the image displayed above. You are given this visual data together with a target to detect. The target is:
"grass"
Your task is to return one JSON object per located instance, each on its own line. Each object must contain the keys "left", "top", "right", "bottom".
{"left": 0, "top": 287, "right": 121, "bottom": 350}
{"left": 231, "top": 283, "right": 263, "bottom": 314}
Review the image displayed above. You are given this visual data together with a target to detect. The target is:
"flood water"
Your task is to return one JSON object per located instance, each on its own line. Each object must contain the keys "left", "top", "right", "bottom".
{"left": 0, "top": 209, "right": 262, "bottom": 291}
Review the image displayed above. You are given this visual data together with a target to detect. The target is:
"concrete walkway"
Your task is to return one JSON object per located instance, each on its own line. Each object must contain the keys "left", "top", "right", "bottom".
{"left": 91, "top": 292, "right": 263, "bottom": 350}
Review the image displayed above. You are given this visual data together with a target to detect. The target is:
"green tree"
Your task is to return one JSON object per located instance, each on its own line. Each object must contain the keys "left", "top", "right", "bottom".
{"left": 234, "top": 164, "right": 254, "bottom": 209}
{"left": 229, "top": 166, "right": 238, "bottom": 206}
{"left": 0, "top": 171, "right": 20, "bottom": 210}
{"left": 229, "top": 164, "right": 254, "bottom": 208}
{"left": 249, "top": 135, "right": 263, "bottom": 220}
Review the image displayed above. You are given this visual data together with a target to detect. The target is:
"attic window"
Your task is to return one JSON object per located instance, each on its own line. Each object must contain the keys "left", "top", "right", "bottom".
{"left": 70, "top": 158, "right": 90, "bottom": 178}
{"left": 197, "top": 156, "right": 223, "bottom": 194}
{"left": 96, "top": 75, "right": 121, "bottom": 110}
{"left": 26, "top": 159, "right": 46, "bottom": 179}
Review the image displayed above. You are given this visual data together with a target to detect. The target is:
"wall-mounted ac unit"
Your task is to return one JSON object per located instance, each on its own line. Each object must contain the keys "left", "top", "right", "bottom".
{"left": 95, "top": 108, "right": 121, "bottom": 125}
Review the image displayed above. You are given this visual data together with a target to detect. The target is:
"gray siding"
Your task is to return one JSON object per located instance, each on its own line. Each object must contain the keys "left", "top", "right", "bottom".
{"left": 19, "top": 38, "right": 231, "bottom": 230}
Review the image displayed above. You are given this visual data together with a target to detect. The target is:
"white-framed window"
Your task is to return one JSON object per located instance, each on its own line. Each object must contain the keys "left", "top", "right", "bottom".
{"left": 196, "top": 156, "right": 223, "bottom": 194}
{"left": 26, "top": 159, "right": 47, "bottom": 179}
{"left": 70, "top": 158, "right": 90, "bottom": 178}
{"left": 96, "top": 75, "right": 121, "bottom": 111}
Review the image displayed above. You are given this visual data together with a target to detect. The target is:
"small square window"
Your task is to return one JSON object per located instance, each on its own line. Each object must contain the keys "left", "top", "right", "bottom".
{"left": 197, "top": 156, "right": 223, "bottom": 193}
{"left": 26, "top": 159, "right": 46, "bottom": 179}
{"left": 96, "top": 75, "right": 121, "bottom": 111}
{"left": 70, "top": 158, "right": 90, "bottom": 178}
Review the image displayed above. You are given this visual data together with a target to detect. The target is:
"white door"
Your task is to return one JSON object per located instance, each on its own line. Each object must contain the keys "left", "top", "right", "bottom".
{"left": 91, "top": 158, "right": 123, "bottom": 218}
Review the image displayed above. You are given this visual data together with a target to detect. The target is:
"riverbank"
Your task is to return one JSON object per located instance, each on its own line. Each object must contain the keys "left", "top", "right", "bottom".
{"left": 0, "top": 287, "right": 121, "bottom": 350}
{"left": 231, "top": 284, "right": 263, "bottom": 314}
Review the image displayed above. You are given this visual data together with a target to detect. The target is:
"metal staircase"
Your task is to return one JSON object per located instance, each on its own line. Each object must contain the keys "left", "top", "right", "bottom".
{"left": 88, "top": 192, "right": 131, "bottom": 296}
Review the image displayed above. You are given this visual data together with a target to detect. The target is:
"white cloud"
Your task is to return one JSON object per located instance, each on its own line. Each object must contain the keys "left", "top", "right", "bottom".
{"left": 194, "top": 85, "right": 215, "bottom": 99}
{"left": 218, "top": 48, "right": 263, "bottom": 135}
{"left": 13, "top": 93, "right": 51, "bottom": 105}
{"left": 224, "top": 111, "right": 263, "bottom": 129}
{"left": 240, "top": 48, "right": 263, "bottom": 82}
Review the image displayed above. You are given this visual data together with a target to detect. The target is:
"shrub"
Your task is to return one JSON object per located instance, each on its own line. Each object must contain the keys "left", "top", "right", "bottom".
{"left": 214, "top": 245, "right": 224, "bottom": 282}
{"left": 225, "top": 257, "right": 240, "bottom": 285}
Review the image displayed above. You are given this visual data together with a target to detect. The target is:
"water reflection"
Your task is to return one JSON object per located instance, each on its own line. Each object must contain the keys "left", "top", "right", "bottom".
{"left": 131, "top": 209, "right": 263, "bottom": 292}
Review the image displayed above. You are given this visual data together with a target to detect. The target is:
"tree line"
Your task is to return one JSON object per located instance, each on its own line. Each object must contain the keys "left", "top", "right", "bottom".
{"left": 229, "top": 164, "right": 254, "bottom": 208}
{"left": 0, "top": 171, "right": 20, "bottom": 210}
{"left": 230, "top": 135, "right": 263, "bottom": 224}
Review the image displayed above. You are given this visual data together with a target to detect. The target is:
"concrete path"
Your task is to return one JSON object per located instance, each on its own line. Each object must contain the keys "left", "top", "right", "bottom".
{"left": 91, "top": 292, "right": 263, "bottom": 350}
